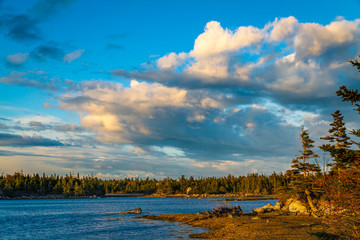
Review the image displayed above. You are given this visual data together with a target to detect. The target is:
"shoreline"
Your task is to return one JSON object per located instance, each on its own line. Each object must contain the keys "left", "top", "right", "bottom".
{"left": 1, "top": 193, "right": 277, "bottom": 201}
{"left": 141, "top": 211, "right": 334, "bottom": 239}
{"left": 0, "top": 194, "right": 102, "bottom": 200}
{"left": 142, "top": 193, "right": 278, "bottom": 200}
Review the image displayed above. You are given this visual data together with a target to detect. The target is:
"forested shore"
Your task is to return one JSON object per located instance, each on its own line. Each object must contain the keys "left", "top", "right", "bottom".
{"left": 0, "top": 171, "right": 290, "bottom": 198}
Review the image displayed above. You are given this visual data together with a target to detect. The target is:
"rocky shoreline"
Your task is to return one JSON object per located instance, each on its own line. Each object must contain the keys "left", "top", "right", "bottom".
{"left": 142, "top": 211, "right": 335, "bottom": 239}
{"left": 143, "top": 193, "right": 278, "bottom": 200}
{"left": 141, "top": 202, "right": 337, "bottom": 239}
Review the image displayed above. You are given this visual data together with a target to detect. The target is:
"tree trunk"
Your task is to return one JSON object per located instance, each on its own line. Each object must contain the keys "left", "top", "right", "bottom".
{"left": 305, "top": 189, "right": 320, "bottom": 218}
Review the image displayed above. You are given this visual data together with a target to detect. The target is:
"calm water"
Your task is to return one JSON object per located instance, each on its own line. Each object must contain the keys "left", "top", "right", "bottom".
{"left": 0, "top": 197, "right": 277, "bottom": 239}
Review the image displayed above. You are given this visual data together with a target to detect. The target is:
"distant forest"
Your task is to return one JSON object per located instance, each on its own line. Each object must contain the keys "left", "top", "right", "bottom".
{"left": 0, "top": 172, "right": 292, "bottom": 198}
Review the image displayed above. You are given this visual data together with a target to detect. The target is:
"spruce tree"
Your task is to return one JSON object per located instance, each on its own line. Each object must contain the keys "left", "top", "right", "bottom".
{"left": 337, "top": 55, "right": 360, "bottom": 145}
{"left": 320, "top": 110, "right": 354, "bottom": 171}
{"left": 337, "top": 86, "right": 360, "bottom": 150}
{"left": 289, "top": 126, "right": 320, "bottom": 178}
{"left": 336, "top": 87, "right": 360, "bottom": 166}
{"left": 284, "top": 127, "right": 321, "bottom": 215}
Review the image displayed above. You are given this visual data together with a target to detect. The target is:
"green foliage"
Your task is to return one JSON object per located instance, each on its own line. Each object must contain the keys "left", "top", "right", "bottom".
{"left": 289, "top": 126, "right": 320, "bottom": 178}
{"left": 348, "top": 55, "right": 360, "bottom": 72}
{"left": 320, "top": 110, "right": 355, "bottom": 171}
{"left": 0, "top": 172, "right": 290, "bottom": 198}
{"left": 0, "top": 173, "right": 105, "bottom": 197}
{"left": 285, "top": 127, "right": 321, "bottom": 198}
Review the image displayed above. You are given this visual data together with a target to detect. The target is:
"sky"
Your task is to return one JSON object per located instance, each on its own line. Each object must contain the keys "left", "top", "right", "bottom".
{"left": 1, "top": 0, "right": 360, "bottom": 179}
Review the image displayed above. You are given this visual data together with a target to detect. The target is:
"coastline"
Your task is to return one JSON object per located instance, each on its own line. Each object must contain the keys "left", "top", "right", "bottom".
{"left": 0, "top": 194, "right": 102, "bottom": 200}
{"left": 1, "top": 193, "right": 277, "bottom": 200}
{"left": 142, "top": 193, "right": 278, "bottom": 200}
{"left": 142, "top": 211, "right": 333, "bottom": 239}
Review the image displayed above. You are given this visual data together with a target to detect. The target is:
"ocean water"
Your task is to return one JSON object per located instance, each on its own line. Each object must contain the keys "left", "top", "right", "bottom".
{"left": 0, "top": 197, "right": 277, "bottom": 240}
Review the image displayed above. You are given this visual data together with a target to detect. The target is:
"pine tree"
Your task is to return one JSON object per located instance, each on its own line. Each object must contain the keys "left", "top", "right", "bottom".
{"left": 284, "top": 127, "right": 321, "bottom": 216}
{"left": 320, "top": 110, "right": 353, "bottom": 171}
{"left": 337, "top": 81, "right": 360, "bottom": 154}
{"left": 288, "top": 126, "right": 320, "bottom": 178}
{"left": 337, "top": 55, "right": 360, "bottom": 149}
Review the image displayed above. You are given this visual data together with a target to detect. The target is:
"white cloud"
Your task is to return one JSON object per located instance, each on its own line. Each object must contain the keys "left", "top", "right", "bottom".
{"left": 187, "top": 114, "right": 206, "bottom": 122}
{"left": 6, "top": 53, "right": 29, "bottom": 65}
{"left": 63, "top": 49, "right": 85, "bottom": 63}
{"left": 200, "top": 97, "right": 222, "bottom": 108}
{"left": 114, "top": 17, "right": 360, "bottom": 99}
{"left": 251, "top": 104, "right": 267, "bottom": 111}
{"left": 190, "top": 21, "right": 263, "bottom": 58}
{"left": 14, "top": 115, "right": 62, "bottom": 125}
{"left": 294, "top": 19, "right": 360, "bottom": 59}
{"left": 152, "top": 146, "right": 185, "bottom": 157}
{"left": 268, "top": 16, "right": 298, "bottom": 42}
{"left": 157, "top": 52, "right": 187, "bottom": 69}
{"left": 127, "top": 146, "right": 147, "bottom": 155}
{"left": 57, "top": 80, "right": 226, "bottom": 143}
{"left": 187, "top": 21, "right": 263, "bottom": 78}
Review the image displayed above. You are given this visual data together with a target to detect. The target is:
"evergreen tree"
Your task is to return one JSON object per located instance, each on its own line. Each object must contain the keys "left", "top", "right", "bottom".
{"left": 283, "top": 127, "right": 321, "bottom": 216}
{"left": 349, "top": 55, "right": 360, "bottom": 72}
{"left": 320, "top": 110, "right": 354, "bottom": 171}
{"left": 336, "top": 55, "right": 360, "bottom": 149}
{"left": 288, "top": 126, "right": 320, "bottom": 178}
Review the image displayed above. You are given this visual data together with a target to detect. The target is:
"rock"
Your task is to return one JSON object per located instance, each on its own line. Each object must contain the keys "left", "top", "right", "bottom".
{"left": 288, "top": 200, "right": 308, "bottom": 214}
{"left": 253, "top": 203, "right": 275, "bottom": 214}
{"left": 120, "top": 208, "right": 142, "bottom": 214}
{"left": 286, "top": 198, "right": 295, "bottom": 205}
{"left": 274, "top": 201, "right": 282, "bottom": 211}
{"left": 253, "top": 207, "right": 265, "bottom": 214}
{"left": 263, "top": 203, "right": 275, "bottom": 210}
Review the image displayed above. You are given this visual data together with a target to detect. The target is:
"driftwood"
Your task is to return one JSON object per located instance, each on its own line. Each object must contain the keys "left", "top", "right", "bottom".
{"left": 304, "top": 190, "right": 320, "bottom": 218}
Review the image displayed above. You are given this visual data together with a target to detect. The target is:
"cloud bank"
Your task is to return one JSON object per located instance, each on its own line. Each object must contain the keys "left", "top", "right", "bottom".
{"left": 1, "top": 16, "right": 360, "bottom": 178}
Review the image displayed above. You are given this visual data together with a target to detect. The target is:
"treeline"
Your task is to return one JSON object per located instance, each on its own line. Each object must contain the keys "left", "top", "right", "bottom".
{"left": 0, "top": 172, "right": 105, "bottom": 197}
{"left": 105, "top": 173, "right": 290, "bottom": 195}
{"left": 0, "top": 172, "right": 292, "bottom": 198}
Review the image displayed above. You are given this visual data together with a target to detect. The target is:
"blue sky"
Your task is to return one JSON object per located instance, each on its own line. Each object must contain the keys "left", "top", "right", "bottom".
{"left": 1, "top": 0, "right": 360, "bottom": 179}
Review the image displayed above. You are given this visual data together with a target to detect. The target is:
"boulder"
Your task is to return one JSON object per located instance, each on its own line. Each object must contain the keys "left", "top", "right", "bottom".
{"left": 252, "top": 203, "right": 275, "bottom": 214}
{"left": 120, "top": 208, "right": 142, "bottom": 214}
{"left": 263, "top": 203, "right": 275, "bottom": 210}
{"left": 274, "top": 201, "right": 282, "bottom": 211}
{"left": 253, "top": 207, "right": 265, "bottom": 214}
{"left": 288, "top": 200, "right": 308, "bottom": 214}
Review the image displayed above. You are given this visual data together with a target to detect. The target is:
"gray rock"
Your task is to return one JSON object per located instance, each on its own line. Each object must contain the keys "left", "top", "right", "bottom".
{"left": 120, "top": 208, "right": 142, "bottom": 214}
{"left": 288, "top": 200, "right": 308, "bottom": 214}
